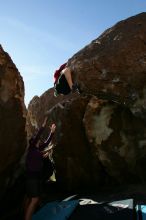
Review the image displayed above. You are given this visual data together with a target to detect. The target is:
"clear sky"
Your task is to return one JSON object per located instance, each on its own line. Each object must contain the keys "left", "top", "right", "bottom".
{"left": 0, "top": 0, "right": 145, "bottom": 106}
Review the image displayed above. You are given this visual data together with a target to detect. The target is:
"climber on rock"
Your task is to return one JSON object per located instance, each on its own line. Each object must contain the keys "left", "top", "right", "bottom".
{"left": 53, "top": 62, "right": 80, "bottom": 97}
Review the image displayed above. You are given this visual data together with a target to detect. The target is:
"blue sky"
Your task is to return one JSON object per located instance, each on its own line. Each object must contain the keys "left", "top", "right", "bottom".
{"left": 0, "top": 0, "right": 145, "bottom": 106}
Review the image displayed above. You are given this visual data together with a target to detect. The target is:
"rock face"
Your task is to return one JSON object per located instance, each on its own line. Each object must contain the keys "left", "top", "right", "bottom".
{"left": 27, "top": 88, "right": 74, "bottom": 138}
{"left": 83, "top": 97, "right": 146, "bottom": 184}
{"left": 28, "top": 92, "right": 103, "bottom": 191}
{"left": 0, "top": 45, "right": 26, "bottom": 197}
{"left": 27, "top": 13, "right": 146, "bottom": 191}
{"left": 68, "top": 12, "right": 146, "bottom": 118}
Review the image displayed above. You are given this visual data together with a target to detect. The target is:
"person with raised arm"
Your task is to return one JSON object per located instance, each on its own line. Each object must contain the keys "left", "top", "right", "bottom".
{"left": 24, "top": 117, "right": 56, "bottom": 220}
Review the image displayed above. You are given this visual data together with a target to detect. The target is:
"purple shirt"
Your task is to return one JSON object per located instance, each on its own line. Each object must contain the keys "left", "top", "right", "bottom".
{"left": 26, "top": 127, "right": 53, "bottom": 177}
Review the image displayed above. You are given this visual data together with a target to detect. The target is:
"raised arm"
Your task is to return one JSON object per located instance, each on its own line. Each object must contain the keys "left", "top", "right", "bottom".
{"left": 29, "top": 117, "right": 48, "bottom": 146}
{"left": 39, "top": 123, "right": 56, "bottom": 150}
{"left": 42, "top": 117, "right": 48, "bottom": 128}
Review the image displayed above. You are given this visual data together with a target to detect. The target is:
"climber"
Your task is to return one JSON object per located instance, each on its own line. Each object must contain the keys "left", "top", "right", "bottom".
{"left": 54, "top": 62, "right": 80, "bottom": 97}
{"left": 24, "top": 117, "right": 56, "bottom": 220}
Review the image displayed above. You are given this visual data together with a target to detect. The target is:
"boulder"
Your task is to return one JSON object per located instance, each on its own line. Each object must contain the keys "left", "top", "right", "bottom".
{"left": 27, "top": 13, "right": 146, "bottom": 191}
{"left": 0, "top": 45, "right": 26, "bottom": 197}
{"left": 68, "top": 12, "right": 146, "bottom": 118}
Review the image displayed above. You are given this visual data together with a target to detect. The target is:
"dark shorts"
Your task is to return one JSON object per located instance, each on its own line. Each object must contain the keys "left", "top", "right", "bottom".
{"left": 54, "top": 74, "right": 71, "bottom": 95}
{"left": 26, "top": 177, "right": 42, "bottom": 198}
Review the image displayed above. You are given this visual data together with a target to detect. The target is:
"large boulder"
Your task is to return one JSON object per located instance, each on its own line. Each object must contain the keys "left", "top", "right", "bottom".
{"left": 0, "top": 45, "right": 26, "bottom": 197}
{"left": 27, "top": 13, "right": 146, "bottom": 191}
{"left": 68, "top": 12, "right": 146, "bottom": 118}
